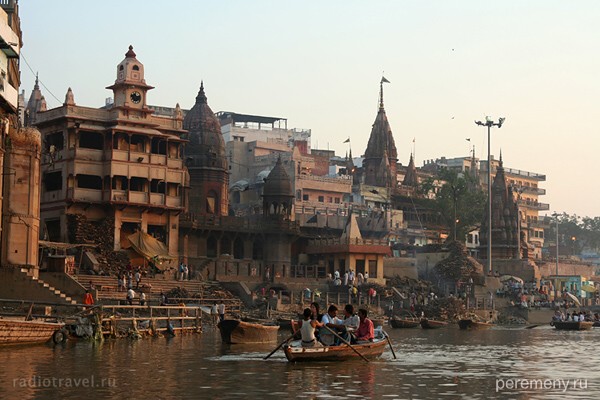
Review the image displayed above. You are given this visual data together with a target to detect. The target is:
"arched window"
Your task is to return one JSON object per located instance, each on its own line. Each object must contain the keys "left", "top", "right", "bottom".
{"left": 206, "top": 191, "right": 219, "bottom": 215}
{"left": 132, "top": 65, "right": 140, "bottom": 71}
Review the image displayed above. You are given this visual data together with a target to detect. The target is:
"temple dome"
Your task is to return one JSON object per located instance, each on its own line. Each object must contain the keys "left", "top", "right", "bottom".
{"left": 263, "top": 157, "right": 293, "bottom": 198}
{"left": 183, "top": 82, "right": 226, "bottom": 169}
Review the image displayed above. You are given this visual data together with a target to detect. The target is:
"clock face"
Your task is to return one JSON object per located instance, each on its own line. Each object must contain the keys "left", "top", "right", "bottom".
{"left": 130, "top": 91, "right": 142, "bottom": 104}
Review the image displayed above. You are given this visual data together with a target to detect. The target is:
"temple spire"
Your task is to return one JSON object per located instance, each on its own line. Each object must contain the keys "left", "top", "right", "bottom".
{"left": 379, "top": 76, "right": 390, "bottom": 110}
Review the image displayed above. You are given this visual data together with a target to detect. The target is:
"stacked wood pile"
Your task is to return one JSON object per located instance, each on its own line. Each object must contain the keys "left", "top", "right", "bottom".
{"left": 67, "top": 214, "right": 129, "bottom": 274}
{"left": 434, "top": 240, "right": 483, "bottom": 282}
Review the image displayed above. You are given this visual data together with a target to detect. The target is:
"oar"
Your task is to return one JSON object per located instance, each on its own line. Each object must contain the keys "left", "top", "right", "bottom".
{"left": 323, "top": 325, "right": 369, "bottom": 363}
{"left": 525, "top": 324, "right": 539, "bottom": 329}
{"left": 382, "top": 330, "right": 397, "bottom": 359}
{"left": 264, "top": 333, "right": 296, "bottom": 360}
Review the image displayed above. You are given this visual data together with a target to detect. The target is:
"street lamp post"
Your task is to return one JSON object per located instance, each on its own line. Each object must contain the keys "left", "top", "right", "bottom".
{"left": 475, "top": 116, "right": 505, "bottom": 276}
{"left": 554, "top": 213, "right": 559, "bottom": 301}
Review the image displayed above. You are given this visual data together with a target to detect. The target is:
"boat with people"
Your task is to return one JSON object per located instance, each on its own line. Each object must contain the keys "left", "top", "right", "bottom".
{"left": 0, "top": 317, "right": 66, "bottom": 345}
{"left": 218, "top": 319, "right": 280, "bottom": 344}
{"left": 390, "top": 317, "right": 419, "bottom": 329}
{"left": 551, "top": 320, "right": 593, "bottom": 331}
{"left": 283, "top": 330, "right": 388, "bottom": 362}
{"left": 458, "top": 319, "right": 494, "bottom": 330}
{"left": 420, "top": 319, "right": 448, "bottom": 329}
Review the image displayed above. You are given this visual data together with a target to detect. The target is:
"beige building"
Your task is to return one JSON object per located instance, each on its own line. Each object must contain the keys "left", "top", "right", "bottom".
{"left": 33, "top": 46, "right": 187, "bottom": 260}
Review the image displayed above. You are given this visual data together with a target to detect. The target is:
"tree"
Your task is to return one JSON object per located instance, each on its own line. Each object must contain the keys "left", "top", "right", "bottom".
{"left": 430, "top": 169, "right": 485, "bottom": 242}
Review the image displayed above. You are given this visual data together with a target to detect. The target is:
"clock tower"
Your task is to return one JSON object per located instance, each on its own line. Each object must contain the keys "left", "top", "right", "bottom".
{"left": 106, "top": 45, "right": 154, "bottom": 118}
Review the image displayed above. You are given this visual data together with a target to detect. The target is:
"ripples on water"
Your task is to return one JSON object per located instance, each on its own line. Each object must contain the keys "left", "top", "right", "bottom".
{"left": 1, "top": 325, "right": 599, "bottom": 399}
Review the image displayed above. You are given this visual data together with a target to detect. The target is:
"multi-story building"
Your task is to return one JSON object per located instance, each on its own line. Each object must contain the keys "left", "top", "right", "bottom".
{"left": 33, "top": 46, "right": 187, "bottom": 258}
{"left": 217, "top": 111, "right": 311, "bottom": 152}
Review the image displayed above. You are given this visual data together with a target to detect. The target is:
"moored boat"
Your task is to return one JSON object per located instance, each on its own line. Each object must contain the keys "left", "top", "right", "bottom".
{"left": 551, "top": 321, "right": 593, "bottom": 331}
{"left": 218, "top": 319, "right": 280, "bottom": 344}
{"left": 458, "top": 319, "right": 494, "bottom": 330}
{"left": 390, "top": 318, "right": 419, "bottom": 329}
{"left": 420, "top": 319, "right": 448, "bottom": 329}
{"left": 283, "top": 336, "right": 387, "bottom": 362}
{"left": 0, "top": 318, "right": 65, "bottom": 345}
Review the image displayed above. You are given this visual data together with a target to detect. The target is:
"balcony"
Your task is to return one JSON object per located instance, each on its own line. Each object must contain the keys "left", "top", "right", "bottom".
{"left": 166, "top": 195, "right": 181, "bottom": 208}
{"left": 518, "top": 199, "right": 550, "bottom": 211}
{"left": 504, "top": 167, "right": 546, "bottom": 181}
{"left": 520, "top": 186, "right": 546, "bottom": 195}
{"left": 129, "top": 192, "right": 148, "bottom": 204}
{"left": 149, "top": 193, "right": 165, "bottom": 206}
{"left": 69, "top": 188, "right": 102, "bottom": 203}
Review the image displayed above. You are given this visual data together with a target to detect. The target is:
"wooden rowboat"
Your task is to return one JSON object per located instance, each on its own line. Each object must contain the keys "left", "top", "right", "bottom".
{"left": 0, "top": 318, "right": 65, "bottom": 345}
{"left": 551, "top": 321, "right": 593, "bottom": 331}
{"left": 390, "top": 318, "right": 419, "bottom": 329}
{"left": 283, "top": 336, "right": 387, "bottom": 362}
{"left": 458, "top": 319, "right": 494, "bottom": 330}
{"left": 218, "top": 319, "right": 280, "bottom": 344}
{"left": 420, "top": 319, "right": 448, "bottom": 329}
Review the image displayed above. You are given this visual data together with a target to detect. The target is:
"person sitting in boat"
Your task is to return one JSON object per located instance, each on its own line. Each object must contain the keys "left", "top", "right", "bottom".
{"left": 355, "top": 308, "right": 375, "bottom": 343}
{"left": 573, "top": 313, "right": 579, "bottom": 322}
{"left": 300, "top": 308, "right": 323, "bottom": 347}
{"left": 325, "top": 304, "right": 359, "bottom": 344}
{"left": 319, "top": 305, "right": 343, "bottom": 346}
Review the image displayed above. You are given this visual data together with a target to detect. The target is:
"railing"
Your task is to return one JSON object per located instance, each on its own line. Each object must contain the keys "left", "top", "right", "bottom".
{"left": 504, "top": 167, "right": 546, "bottom": 181}
{"left": 99, "top": 305, "right": 202, "bottom": 336}
{"left": 518, "top": 199, "right": 550, "bottom": 210}
{"left": 307, "top": 237, "right": 389, "bottom": 246}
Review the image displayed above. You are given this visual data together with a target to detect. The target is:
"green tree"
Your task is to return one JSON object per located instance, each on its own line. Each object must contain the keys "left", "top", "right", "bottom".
{"left": 429, "top": 169, "right": 485, "bottom": 242}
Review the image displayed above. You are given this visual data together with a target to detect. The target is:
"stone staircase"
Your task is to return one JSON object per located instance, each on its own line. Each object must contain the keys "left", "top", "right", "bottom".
{"left": 74, "top": 274, "right": 206, "bottom": 299}
{"left": 0, "top": 268, "right": 78, "bottom": 305}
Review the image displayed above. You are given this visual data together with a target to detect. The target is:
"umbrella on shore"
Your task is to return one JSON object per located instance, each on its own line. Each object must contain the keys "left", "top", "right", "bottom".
{"left": 581, "top": 285, "right": 597, "bottom": 293}
{"left": 566, "top": 292, "right": 581, "bottom": 306}
{"left": 500, "top": 275, "right": 523, "bottom": 284}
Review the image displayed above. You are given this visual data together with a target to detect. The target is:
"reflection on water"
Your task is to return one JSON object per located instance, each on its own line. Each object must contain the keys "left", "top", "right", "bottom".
{"left": 1, "top": 325, "right": 599, "bottom": 399}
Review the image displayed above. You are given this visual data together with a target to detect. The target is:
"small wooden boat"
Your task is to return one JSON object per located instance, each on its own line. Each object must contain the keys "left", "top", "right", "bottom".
{"left": 371, "top": 318, "right": 385, "bottom": 328}
{"left": 283, "top": 336, "right": 387, "bottom": 362}
{"left": 218, "top": 319, "right": 279, "bottom": 344}
{"left": 0, "top": 318, "right": 65, "bottom": 345}
{"left": 420, "top": 319, "right": 448, "bottom": 329}
{"left": 458, "top": 319, "right": 494, "bottom": 330}
{"left": 390, "top": 318, "right": 419, "bottom": 329}
{"left": 551, "top": 321, "right": 593, "bottom": 331}
{"left": 592, "top": 321, "right": 600, "bottom": 328}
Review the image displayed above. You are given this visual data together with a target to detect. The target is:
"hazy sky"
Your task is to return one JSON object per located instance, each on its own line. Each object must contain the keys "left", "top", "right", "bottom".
{"left": 19, "top": 1, "right": 600, "bottom": 218}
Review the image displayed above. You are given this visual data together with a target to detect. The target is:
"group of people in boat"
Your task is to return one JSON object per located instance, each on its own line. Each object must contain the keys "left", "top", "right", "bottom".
{"left": 298, "top": 302, "right": 375, "bottom": 347}
{"left": 552, "top": 310, "right": 600, "bottom": 322}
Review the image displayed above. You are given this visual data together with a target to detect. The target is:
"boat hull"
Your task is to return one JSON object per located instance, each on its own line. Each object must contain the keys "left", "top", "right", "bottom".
{"left": 390, "top": 319, "right": 419, "bottom": 329}
{"left": 218, "top": 319, "right": 279, "bottom": 344}
{"left": 458, "top": 319, "right": 493, "bottom": 330}
{"left": 0, "top": 318, "right": 64, "bottom": 345}
{"left": 420, "top": 319, "right": 448, "bottom": 329}
{"left": 283, "top": 338, "right": 387, "bottom": 362}
{"left": 552, "top": 321, "right": 593, "bottom": 331}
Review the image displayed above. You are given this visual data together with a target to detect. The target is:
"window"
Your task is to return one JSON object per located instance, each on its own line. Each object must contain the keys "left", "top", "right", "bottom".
{"left": 76, "top": 174, "right": 102, "bottom": 190}
{"left": 132, "top": 65, "right": 140, "bottom": 71}
{"left": 327, "top": 197, "right": 333, "bottom": 203}
{"left": 318, "top": 196, "right": 324, "bottom": 202}
{"left": 78, "top": 131, "right": 103, "bottom": 150}
{"left": 43, "top": 171, "right": 62, "bottom": 191}
{"left": 335, "top": 198, "right": 340, "bottom": 204}
{"left": 296, "top": 190, "right": 302, "bottom": 200}
{"left": 303, "top": 194, "right": 309, "bottom": 201}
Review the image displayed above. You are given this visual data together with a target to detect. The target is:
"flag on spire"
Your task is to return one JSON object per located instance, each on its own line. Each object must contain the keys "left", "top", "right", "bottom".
{"left": 381, "top": 76, "right": 390, "bottom": 84}
{"left": 466, "top": 138, "right": 471, "bottom": 142}
{"left": 343, "top": 137, "right": 350, "bottom": 143}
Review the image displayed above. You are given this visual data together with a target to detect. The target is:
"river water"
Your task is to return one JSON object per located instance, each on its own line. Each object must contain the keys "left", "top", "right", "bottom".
{"left": 1, "top": 324, "right": 599, "bottom": 399}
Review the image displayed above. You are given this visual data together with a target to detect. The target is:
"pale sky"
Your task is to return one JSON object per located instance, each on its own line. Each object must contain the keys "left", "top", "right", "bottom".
{"left": 19, "top": 1, "right": 600, "bottom": 218}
